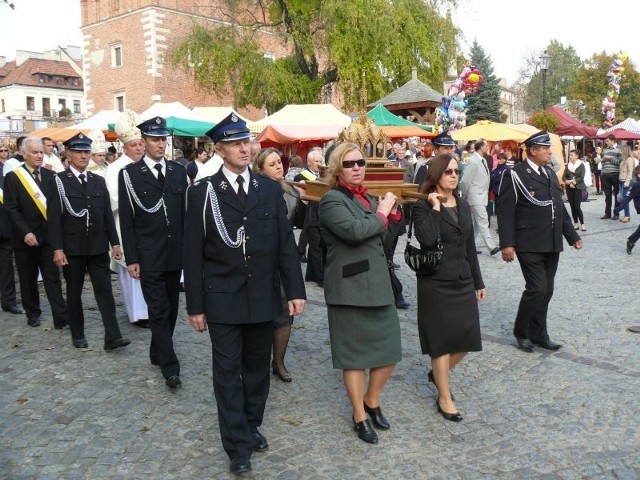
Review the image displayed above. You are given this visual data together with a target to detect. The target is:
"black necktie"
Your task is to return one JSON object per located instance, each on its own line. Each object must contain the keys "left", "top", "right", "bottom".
{"left": 33, "top": 169, "right": 41, "bottom": 186}
{"left": 79, "top": 173, "right": 87, "bottom": 191}
{"left": 236, "top": 175, "right": 247, "bottom": 206}
{"left": 154, "top": 164, "right": 165, "bottom": 187}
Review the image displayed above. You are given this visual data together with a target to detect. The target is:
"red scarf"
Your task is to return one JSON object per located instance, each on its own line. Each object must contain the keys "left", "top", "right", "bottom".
{"left": 339, "top": 180, "right": 370, "bottom": 208}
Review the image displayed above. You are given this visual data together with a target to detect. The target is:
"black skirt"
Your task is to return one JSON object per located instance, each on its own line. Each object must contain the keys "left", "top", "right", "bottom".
{"left": 417, "top": 276, "right": 482, "bottom": 357}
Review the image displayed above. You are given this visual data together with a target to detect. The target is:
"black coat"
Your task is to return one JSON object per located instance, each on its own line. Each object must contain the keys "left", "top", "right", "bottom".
{"left": 0, "top": 163, "right": 11, "bottom": 241}
{"left": 183, "top": 170, "right": 306, "bottom": 324}
{"left": 497, "top": 161, "right": 579, "bottom": 252}
{"left": 3, "top": 164, "right": 55, "bottom": 249}
{"left": 118, "top": 159, "right": 186, "bottom": 272}
{"left": 47, "top": 169, "right": 120, "bottom": 256}
{"left": 413, "top": 198, "right": 484, "bottom": 288}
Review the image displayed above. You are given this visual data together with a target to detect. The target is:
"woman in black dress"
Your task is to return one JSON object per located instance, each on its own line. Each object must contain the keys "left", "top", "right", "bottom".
{"left": 413, "top": 154, "right": 486, "bottom": 422}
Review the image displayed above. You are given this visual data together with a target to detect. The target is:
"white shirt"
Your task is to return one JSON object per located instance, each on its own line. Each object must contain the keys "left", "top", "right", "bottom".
{"left": 222, "top": 166, "right": 249, "bottom": 194}
{"left": 526, "top": 158, "right": 547, "bottom": 176}
{"left": 143, "top": 156, "right": 166, "bottom": 179}
{"left": 69, "top": 165, "right": 88, "bottom": 185}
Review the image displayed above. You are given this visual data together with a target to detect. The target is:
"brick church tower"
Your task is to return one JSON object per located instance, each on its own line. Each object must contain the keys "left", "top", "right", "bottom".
{"left": 80, "top": 0, "right": 289, "bottom": 118}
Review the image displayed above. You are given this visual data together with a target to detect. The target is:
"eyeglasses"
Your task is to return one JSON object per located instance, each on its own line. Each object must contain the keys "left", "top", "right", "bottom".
{"left": 342, "top": 158, "right": 366, "bottom": 168}
{"left": 444, "top": 168, "right": 460, "bottom": 176}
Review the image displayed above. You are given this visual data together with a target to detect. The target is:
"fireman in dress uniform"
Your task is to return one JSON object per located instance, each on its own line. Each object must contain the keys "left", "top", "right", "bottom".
{"left": 183, "top": 112, "right": 306, "bottom": 476}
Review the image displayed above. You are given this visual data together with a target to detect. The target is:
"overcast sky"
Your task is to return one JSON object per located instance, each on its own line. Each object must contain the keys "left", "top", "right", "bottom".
{"left": 1, "top": 0, "right": 638, "bottom": 87}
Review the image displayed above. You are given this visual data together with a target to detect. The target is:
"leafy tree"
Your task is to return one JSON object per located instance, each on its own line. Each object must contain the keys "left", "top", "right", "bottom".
{"left": 171, "top": 0, "right": 458, "bottom": 112}
{"left": 529, "top": 111, "right": 560, "bottom": 132}
{"left": 521, "top": 40, "right": 582, "bottom": 113}
{"left": 465, "top": 41, "right": 502, "bottom": 124}
{"left": 568, "top": 53, "right": 640, "bottom": 127}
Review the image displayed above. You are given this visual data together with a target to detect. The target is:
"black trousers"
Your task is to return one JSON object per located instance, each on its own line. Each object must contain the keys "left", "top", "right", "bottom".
{"left": 140, "top": 270, "right": 181, "bottom": 379}
{"left": 566, "top": 188, "right": 584, "bottom": 224}
{"left": 593, "top": 171, "right": 602, "bottom": 192}
{"left": 304, "top": 226, "right": 324, "bottom": 283}
{"left": 14, "top": 246, "right": 68, "bottom": 326}
{"left": 0, "top": 239, "right": 17, "bottom": 309}
{"left": 514, "top": 251, "right": 559, "bottom": 342}
{"left": 601, "top": 173, "right": 620, "bottom": 216}
{"left": 63, "top": 253, "right": 122, "bottom": 343}
{"left": 209, "top": 321, "right": 273, "bottom": 460}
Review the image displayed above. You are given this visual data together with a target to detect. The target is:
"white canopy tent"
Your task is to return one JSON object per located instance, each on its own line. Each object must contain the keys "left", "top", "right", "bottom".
{"left": 251, "top": 104, "right": 352, "bottom": 134}
{"left": 67, "top": 110, "right": 122, "bottom": 130}
{"left": 138, "top": 102, "right": 209, "bottom": 122}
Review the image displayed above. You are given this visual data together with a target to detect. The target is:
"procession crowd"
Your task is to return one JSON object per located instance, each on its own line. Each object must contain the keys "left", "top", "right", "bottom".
{"left": 1, "top": 110, "right": 637, "bottom": 475}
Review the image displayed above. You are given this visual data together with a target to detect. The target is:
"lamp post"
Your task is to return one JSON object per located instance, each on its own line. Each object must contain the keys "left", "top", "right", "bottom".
{"left": 539, "top": 51, "right": 551, "bottom": 110}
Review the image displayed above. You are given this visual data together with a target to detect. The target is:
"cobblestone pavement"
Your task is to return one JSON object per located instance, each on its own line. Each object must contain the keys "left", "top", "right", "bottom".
{"left": 2, "top": 192, "right": 640, "bottom": 479}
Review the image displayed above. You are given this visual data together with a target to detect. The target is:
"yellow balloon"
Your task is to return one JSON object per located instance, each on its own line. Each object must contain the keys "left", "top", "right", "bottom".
{"left": 620, "top": 53, "right": 629, "bottom": 62}
{"left": 468, "top": 73, "right": 479, "bottom": 84}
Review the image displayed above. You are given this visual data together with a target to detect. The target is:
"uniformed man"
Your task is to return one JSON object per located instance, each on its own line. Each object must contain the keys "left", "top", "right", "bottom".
{"left": 184, "top": 111, "right": 306, "bottom": 476}
{"left": 118, "top": 116, "right": 187, "bottom": 389}
{"left": 105, "top": 110, "right": 149, "bottom": 328}
{"left": 48, "top": 133, "right": 130, "bottom": 350}
{"left": 3, "top": 137, "right": 68, "bottom": 328}
{"left": 413, "top": 132, "right": 457, "bottom": 187}
{"left": 497, "top": 130, "right": 583, "bottom": 353}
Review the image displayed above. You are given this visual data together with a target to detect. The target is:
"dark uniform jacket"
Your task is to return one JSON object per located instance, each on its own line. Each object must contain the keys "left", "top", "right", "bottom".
{"left": 3, "top": 164, "right": 55, "bottom": 249}
{"left": 118, "top": 159, "right": 186, "bottom": 272}
{"left": 0, "top": 164, "right": 12, "bottom": 241}
{"left": 184, "top": 170, "right": 306, "bottom": 324}
{"left": 47, "top": 169, "right": 119, "bottom": 256}
{"left": 413, "top": 198, "right": 484, "bottom": 288}
{"left": 497, "top": 161, "right": 579, "bottom": 252}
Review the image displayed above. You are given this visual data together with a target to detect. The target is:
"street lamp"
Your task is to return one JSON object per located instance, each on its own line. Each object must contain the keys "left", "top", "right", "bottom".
{"left": 539, "top": 51, "right": 551, "bottom": 110}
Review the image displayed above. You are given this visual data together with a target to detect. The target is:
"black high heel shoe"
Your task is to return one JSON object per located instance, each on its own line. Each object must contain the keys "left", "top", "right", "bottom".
{"left": 436, "top": 398, "right": 463, "bottom": 422}
{"left": 427, "top": 369, "right": 455, "bottom": 401}
{"left": 363, "top": 401, "right": 390, "bottom": 429}
{"left": 271, "top": 361, "right": 292, "bottom": 382}
{"left": 353, "top": 417, "right": 378, "bottom": 444}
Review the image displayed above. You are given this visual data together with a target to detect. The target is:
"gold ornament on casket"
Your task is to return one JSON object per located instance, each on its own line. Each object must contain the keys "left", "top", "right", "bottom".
{"left": 292, "top": 108, "right": 424, "bottom": 203}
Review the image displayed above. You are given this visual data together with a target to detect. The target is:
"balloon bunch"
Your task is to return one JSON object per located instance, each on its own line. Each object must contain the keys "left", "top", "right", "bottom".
{"left": 435, "top": 63, "right": 484, "bottom": 134}
{"left": 601, "top": 52, "right": 628, "bottom": 128}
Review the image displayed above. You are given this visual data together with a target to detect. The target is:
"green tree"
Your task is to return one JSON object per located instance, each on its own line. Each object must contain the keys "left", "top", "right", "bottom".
{"left": 465, "top": 41, "right": 502, "bottom": 124}
{"left": 171, "top": 0, "right": 458, "bottom": 112}
{"left": 522, "top": 40, "right": 582, "bottom": 112}
{"left": 568, "top": 52, "right": 640, "bottom": 127}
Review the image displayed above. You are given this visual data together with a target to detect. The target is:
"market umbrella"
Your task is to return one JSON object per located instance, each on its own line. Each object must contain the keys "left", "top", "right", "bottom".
{"left": 450, "top": 121, "right": 529, "bottom": 142}
{"left": 595, "top": 128, "right": 640, "bottom": 141}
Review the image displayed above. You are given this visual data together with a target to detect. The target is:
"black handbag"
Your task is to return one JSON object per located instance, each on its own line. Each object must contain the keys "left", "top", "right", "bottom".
{"left": 404, "top": 213, "right": 443, "bottom": 275}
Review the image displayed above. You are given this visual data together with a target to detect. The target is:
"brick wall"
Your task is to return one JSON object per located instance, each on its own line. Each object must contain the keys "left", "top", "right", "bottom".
{"left": 81, "top": 1, "right": 290, "bottom": 120}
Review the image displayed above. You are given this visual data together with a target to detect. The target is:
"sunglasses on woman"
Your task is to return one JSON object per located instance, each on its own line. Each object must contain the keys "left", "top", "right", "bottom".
{"left": 444, "top": 168, "right": 460, "bottom": 176}
{"left": 342, "top": 158, "right": 366, "bottom": 168}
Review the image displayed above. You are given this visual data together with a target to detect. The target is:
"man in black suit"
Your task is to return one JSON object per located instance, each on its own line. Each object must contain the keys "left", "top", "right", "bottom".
{"left": 184, "top": 112, "right": 306, "bottom": 476}
{"left": 497, "top": 130, "right": 583, "bottom": 353}
{"left": 118, "top": 116, "right": 187, "bottom": 389}
{"left": 3, "top": 137, "right": 68, "bottom": 328}
{"left": 0, "top": 144, "right": 23, "bottom": 315}
{"left": 47, "top": 133, "right": 130, "bottom": 351}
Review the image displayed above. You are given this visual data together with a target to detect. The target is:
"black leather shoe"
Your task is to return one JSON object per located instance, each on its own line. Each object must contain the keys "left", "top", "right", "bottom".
{"left": 516, "top": 337, "right": 534, "bottom": 353}
{"left": 612, "top": 215, "right": 620, "bottom": 220}
{"left": 532, "top": 339, "right": 562, "bottom": 351}
{"left": 251, "top": 429, "right": 269, "bottom": 452}
{"left": 363, "top": 401, "right": 390, "bottom": 429}
{"left": 427, "top": 369, "right": 455, "bottom": 401}
{"left": 627, "top": 240, "right": 634, "bottom": 255}
{"left": 54, "top": 321, "right": 68, "bottom": 330}
{"left": 2, "top": 305, "right": 23, "bottom": 314}
{"left": 73, "top": 338, "right": 88, "bottom": 349}
{"left": 395, "top": 299, "right": 410, "bottom": 309}
{"left": 229, "top": 457, "right": 252, "bottom": 475}
{"left": 353, "top": 418, "right": 378, "bottom": 444}
{"left": 104, "top": 338, "right": 131, "bottom": 351}
{"left": 436, "top": 398, "right": 463, "bottom": 422}
{"left": 490, "top": 247, "right": 501, "bottom": 256}
{"left": 600, "top": 214, "right": 611, "bottom": 219}
{"left": 27, "top": 317, "right": 41, "bottom": 327}
{"left": 134, "top": 319, "right": 150, "bottom": 328}
{"left": 165, "top": 375, "right": 182, "bottom": 389}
